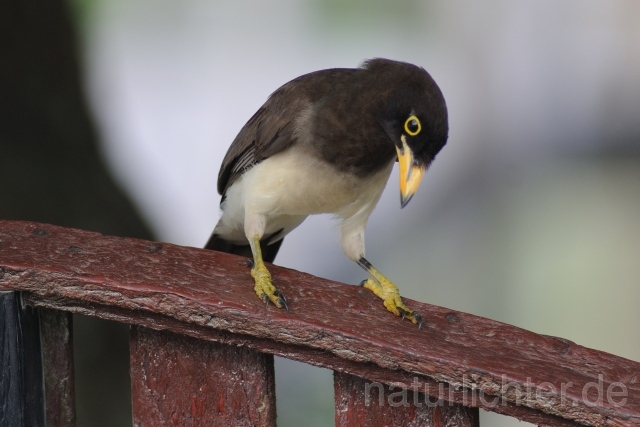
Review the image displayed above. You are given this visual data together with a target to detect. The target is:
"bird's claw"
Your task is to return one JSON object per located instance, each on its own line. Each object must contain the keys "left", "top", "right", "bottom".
{"left": 396, "top": 306, "right": 422, "bottom": 327}
{"left": 414, "top": 312, "right": 423, "bottom": 329}
{"left": 255, "top": 284, "right": 288, "bottom": 310}
{"left": 361, "top": 277, "right": 422, "bottom": 327}
{"left": 274, "top": 290, "right": 288, "bottom": 312}
{"left": 252, "top": 262, "right": 287, "bottom": 310}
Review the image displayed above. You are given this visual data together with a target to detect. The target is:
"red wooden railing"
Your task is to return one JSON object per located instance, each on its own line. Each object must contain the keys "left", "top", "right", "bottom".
{"left": 1, "top": 220, "right": 638, "bottom": 426}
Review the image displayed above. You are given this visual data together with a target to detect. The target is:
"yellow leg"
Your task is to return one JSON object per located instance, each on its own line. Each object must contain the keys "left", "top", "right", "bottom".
{"left": 249, "top": 235, "right": 287, "bottom": 309}
{"left": 358, "top": 257, "right": 422, "bottom": 327}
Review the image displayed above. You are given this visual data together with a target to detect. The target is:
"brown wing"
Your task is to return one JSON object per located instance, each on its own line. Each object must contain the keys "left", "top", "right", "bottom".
{"left": 217, "top": 80, "right": 310, "bottom": 196}
{"left": 216, "top": 68, "right": 357, "bottom": 196}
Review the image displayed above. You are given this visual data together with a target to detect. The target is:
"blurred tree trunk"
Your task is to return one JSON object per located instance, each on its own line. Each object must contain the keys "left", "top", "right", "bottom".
{"left": 0, "top": 1, "right": 154, "bottom": 426}
{"left": 0, "top": 0, "right": 151, "bottom": 239}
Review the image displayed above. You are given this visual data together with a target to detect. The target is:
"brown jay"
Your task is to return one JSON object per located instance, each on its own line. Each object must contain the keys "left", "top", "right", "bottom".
{"left": 206, "top": 58, "right": 448, "bottom": 326}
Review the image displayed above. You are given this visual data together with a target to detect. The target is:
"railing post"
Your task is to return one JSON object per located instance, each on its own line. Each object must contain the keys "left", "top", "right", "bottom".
{"left": 129, "top": 326, "right": 277, "bottom": 426}
{"left": 0, "top": 292, "right": 46, "bottom": 427}
{"left": 40, "top": 309, "right": 76, "bottom": 427}
{"left": 334, "top": 372, "right": 479, "bottom": 427}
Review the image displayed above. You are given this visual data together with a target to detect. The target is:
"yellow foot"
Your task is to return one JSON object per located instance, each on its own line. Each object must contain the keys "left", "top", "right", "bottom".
{"left": 360, "top": 278, "right": 422, "bottom": 327}
{"left": 251, "top": 261, "right": 287, "bottom": 310}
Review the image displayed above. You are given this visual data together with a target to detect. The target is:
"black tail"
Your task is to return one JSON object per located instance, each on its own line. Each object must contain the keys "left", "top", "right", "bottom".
{"left": 204, "top": 232, "right": 284, "bottom": 264}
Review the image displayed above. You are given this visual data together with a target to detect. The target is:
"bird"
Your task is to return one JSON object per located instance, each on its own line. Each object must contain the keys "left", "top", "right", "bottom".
{"left": 205, "top": 58, "right": 448, "bottom": 326}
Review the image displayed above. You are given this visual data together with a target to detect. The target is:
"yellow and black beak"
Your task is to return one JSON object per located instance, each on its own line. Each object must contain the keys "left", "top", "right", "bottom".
{"left": 396, "top": 136, "right": 426, "bottom": 208}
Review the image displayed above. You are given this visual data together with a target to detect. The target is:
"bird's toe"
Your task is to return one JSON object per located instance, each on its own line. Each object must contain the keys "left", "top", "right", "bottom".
{"left": 360, "top": 276, "right": 422, "bottom": 327}
{"left": 396, "top": 306, "right": 422, "bottom": 327}
{"left": 252, "top": 264, "right": 287, "bottom": 310}
{"left": 274, "top": 289, "right": 288, "bottom": 312}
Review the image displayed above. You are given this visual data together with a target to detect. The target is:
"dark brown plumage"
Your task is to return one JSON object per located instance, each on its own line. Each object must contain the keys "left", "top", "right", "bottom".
{"left": 216, "top": 58, "right": 447, "bottom": 195}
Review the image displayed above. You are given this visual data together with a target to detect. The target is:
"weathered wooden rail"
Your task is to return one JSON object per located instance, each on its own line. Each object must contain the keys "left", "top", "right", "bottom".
{"left": 0, "top": 220, "right": 638, "bottom": 426}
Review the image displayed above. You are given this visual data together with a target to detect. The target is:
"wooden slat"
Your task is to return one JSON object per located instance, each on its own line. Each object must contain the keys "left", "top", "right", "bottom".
{"left": 40, "top": 309, "right": 76, "bottom": 427}
{"left": 130, "top": 326, "right": 276, "bottom": 427}
{"left": 334, "top": 371, "right": 479, "bottom": 427}
{"left": 1, "top": 221, "right": 639, "bottom": 427}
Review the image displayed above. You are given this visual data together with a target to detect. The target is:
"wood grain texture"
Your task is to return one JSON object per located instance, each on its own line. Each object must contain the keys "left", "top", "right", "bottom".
{"left": 1, "top": 220, "right": 638, "bottom": 427}
{"left": 334, "top": 371, "right": 479, "bottom": 427}
{"left": 40, "top": 308, "right": 76, "bottom": 427}
{"left": 130, "top": 326, "right": 276, "bottom": 427}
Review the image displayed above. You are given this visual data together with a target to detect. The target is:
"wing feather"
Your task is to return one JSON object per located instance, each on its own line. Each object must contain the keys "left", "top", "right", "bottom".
{"left": 216, "top": 68, "right": 357, "bottom": 196}
{"left": 217, "top": 84, "right": 309, "bottom": 195}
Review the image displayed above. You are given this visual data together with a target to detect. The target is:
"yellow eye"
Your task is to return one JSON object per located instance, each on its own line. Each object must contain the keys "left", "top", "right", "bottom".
{"left": 404, "top": 115, "right": 421, "bottom": 136}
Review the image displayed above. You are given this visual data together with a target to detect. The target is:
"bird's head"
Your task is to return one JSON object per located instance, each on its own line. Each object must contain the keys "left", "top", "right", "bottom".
{"left": 365, "top": 59, "right": 449, "bottom": 208}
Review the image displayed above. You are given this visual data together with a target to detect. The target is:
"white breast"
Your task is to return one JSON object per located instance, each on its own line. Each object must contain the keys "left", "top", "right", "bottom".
{"left": 214, "top": 144, "right": 394, "bottom": 246}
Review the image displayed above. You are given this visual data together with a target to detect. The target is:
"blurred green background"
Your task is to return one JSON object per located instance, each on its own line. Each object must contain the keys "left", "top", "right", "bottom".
{"left": 2, "top": 0, "right": 639, "bottom": 426}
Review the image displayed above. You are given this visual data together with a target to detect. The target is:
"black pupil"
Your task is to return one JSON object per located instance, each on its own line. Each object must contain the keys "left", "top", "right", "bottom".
{"left": 409, "top": 119, "right": 418, "bottom": 131}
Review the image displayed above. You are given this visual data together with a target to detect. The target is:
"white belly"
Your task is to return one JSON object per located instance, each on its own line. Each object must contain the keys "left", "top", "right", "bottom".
{"left": 214, "top": 145, "right": 394, "bottom": 245}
